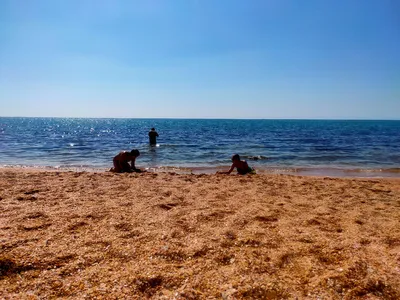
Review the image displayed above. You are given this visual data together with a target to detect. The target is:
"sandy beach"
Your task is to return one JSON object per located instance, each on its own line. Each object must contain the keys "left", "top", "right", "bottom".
{"left": 1, "top": 168, "right": 399, "bottom": 299}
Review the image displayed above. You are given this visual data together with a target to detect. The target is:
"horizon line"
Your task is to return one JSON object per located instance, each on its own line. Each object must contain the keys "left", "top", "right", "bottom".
{"left": 1, "top": 116, "right": 400, "bottom": 121}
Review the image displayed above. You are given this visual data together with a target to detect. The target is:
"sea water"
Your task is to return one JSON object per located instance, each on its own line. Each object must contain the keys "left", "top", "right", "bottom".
{"left": 0, "top": 117, "right": 399, "bottom": 177}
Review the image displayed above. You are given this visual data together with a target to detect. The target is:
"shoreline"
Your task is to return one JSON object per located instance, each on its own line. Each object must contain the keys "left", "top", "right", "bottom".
{"left": 1, "top": 169, "right": 399, "bottom": 298}
{"left": 1, "top": 164, "right": 400, "bottom": 178}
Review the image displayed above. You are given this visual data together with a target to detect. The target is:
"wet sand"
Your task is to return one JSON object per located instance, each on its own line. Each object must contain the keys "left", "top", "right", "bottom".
{"left": 1, "top": 169, "right": 400, "bottom": 299}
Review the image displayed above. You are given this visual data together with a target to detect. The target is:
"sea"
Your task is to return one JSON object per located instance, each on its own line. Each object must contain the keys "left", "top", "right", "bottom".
{"left": 1, "top": 117, "right": 399, "bottom": 177}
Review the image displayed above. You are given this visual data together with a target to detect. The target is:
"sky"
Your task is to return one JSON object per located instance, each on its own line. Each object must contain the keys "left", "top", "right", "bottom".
{"left": 0, "top": 0, "right": 399, "bottom": 119}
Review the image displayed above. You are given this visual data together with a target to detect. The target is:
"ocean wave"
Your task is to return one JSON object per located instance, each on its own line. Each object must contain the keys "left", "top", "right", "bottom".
{"left": 242, "top": 155, "right": 269, "bottom": 161}
{"left": 1, "top": 118, "right": 399, "bottom": 175}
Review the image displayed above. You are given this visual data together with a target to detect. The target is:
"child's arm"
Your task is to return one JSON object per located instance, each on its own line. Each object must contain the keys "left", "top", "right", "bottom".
{"left": 130, "top": 158, "right": 144, "bottom": 173}
{"left": 217, "top": 163, "right": 235, "bottom": 174}
{"left": 130, "top": 157, "right": 138, "bottom": 170}
{"left": 226, "top": 164, "right": 235, "bottom": 174}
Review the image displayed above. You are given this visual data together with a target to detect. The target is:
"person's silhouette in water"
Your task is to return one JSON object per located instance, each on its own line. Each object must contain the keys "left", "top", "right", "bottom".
{"left": 148, "top": 128, "right": 159, "bottom": 145}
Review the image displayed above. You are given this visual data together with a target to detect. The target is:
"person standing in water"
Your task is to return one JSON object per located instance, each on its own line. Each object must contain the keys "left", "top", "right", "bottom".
{"left": 148, "top": 128, "right": 159, "bottom": 145}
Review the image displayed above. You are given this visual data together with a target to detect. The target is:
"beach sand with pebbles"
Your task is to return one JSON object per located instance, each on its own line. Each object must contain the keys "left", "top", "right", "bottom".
{"left": 1, "top": 168, "right": 400, "bottom": 299}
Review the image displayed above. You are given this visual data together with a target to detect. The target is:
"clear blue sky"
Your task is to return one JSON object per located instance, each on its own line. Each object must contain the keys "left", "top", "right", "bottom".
{"left": 0, "top": 0, "right": 399, "bottom": 119}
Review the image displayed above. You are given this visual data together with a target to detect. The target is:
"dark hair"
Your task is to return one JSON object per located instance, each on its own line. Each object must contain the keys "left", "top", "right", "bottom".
{"left": 130, "top": 149, "right": 140, "bottom": 157}
{"left": 232, "top": 154, "right": 240, "bottom": 161}
{"left": 151, "top": 128, "right": 155, "bottom": 131}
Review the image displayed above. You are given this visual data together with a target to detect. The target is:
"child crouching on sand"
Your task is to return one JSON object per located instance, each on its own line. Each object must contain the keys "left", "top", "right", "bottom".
{"left": 110, "top": 149, "right": 143, "bottom": 173}
{"left": 217, "top": 154, "right": 256, "bottom": 175}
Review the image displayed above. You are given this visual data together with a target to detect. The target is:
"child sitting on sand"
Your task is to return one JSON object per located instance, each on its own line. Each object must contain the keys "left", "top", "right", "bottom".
{"left": 110, "top": 149, "right": 142, "bottom": 173}
{"left": 217, "top": 154, "right": 256, "bottom": 175}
